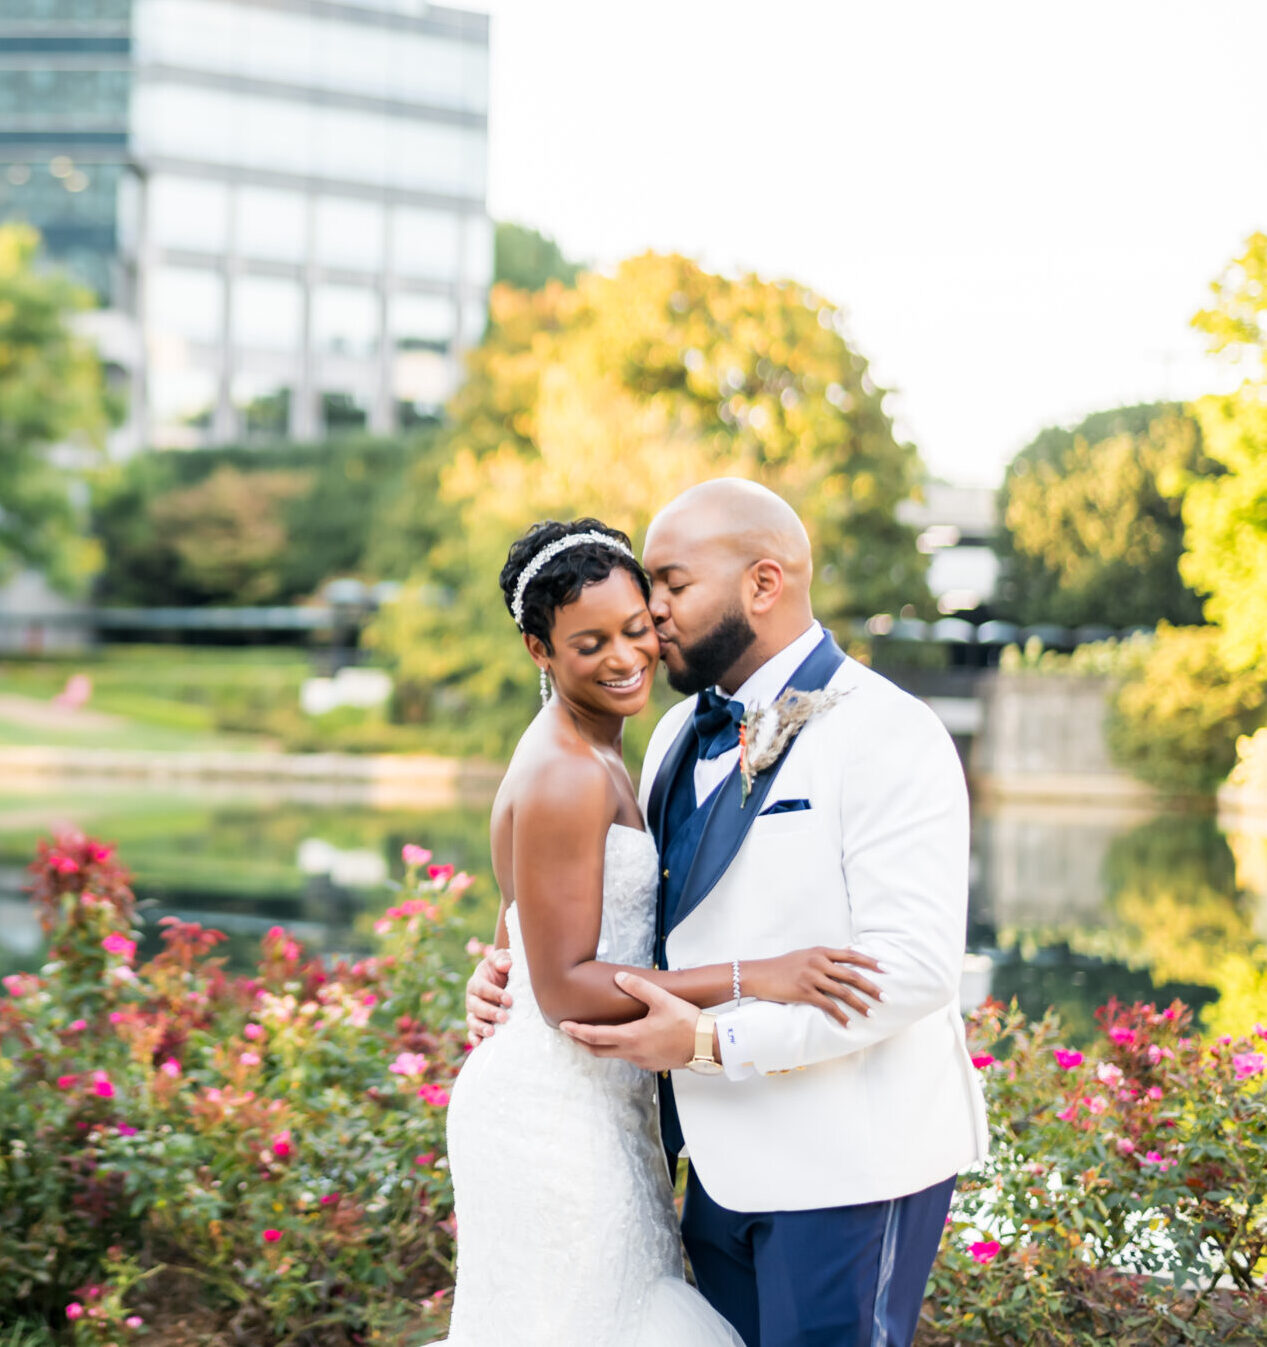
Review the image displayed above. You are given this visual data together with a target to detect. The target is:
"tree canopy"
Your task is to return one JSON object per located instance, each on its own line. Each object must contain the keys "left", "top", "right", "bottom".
{"left": 493, "top": 222, "right": 582, "bottom": 293}
{"left": 996, "top": 403, "right": 1213, "bottom": 628}
{"left": 0, "top": 223, "right": 112, "bottom": 591}
{"left": 368, "top": 252, "right": 929, "bottom": 757}
{"left": 1181, "top": 232, "right": 1267, "bottom": 671}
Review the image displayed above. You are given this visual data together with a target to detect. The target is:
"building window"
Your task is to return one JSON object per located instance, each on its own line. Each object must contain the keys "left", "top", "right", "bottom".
{"left": 314, "top": 196, "right": 383, "bottom": 272}
{"left": 321, "top": 390, "right": 369, "bottom": 434}
{"left": 392, "top": 205, "right": 461, "bottom": 280}
{"left": 149, "top": 367, "right": 217, "bottom": 448}
{"left": 145, "top": 264, "right": 224, "bottom": 345}
{"left": 235, "top": 185, "right": 307, "bottom": 263}
{"left": 148, "top": 174, "right": 229, "bottom": 254}
{"left": 232, "top": 274, "right": 303, "bottom": 352}
{"left": 312, "top": 284, "right": 379, "bottom": 357}
{"left": 232, "top": 373, "right": 292, "bottom": 441}
{"left": 389, "top": 293, "right": 453, "bottom": 352}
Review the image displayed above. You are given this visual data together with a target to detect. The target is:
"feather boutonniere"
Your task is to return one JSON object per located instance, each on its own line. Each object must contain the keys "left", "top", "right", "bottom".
{"left": 738, "top": 687, "right": 852, "bottom": 805}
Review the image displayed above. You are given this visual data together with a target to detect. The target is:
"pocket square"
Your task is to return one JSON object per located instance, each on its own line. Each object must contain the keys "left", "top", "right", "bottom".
{"left": 759, "top": 798, "right": 812, "bottom": 816}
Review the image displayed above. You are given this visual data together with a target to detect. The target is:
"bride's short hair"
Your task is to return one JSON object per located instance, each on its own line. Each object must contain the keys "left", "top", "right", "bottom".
{"left": 500, "top": 519, "right": 650, "bottom": 651}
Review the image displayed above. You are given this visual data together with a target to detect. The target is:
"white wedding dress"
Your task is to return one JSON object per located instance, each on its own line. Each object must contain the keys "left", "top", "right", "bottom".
{"left": 442, "top": 823, "right": 742, "bottom": 1346}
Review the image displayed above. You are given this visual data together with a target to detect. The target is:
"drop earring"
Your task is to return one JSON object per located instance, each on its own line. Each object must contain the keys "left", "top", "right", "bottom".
{"left": 539, "top": 665, "right": 551, "bottom": 707}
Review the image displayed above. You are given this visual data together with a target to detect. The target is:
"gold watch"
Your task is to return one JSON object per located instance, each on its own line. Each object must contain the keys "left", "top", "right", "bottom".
{"left": 687, "top": 1011, "right": 723, "bottom": 1075}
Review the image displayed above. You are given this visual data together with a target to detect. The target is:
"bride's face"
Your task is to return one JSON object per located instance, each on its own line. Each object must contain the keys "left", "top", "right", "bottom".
{"left": 534, "top": 569, "right": 660, "bottom": 717}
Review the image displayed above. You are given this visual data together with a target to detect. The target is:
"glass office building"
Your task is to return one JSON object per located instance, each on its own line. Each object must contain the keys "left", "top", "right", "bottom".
{"left": 0, "top": 0, "right": 491, "bottom": 449}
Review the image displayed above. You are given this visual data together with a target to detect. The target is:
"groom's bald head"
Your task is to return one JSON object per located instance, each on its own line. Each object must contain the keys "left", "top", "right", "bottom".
{"left": 643, "top": 479, "right": 816, "bottom": 694}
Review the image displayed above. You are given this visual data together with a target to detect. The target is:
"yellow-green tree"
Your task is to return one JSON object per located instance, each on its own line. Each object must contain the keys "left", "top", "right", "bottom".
{"left": 996, "top": 403, "right": 1212, "bottom": 628}
{"left": 368, "top": 253, "right": 929, "bottom": 757}
{"left": 1183, "top": 233, "right": 1267, "bottom": 671}
{"left": 0, "top": 223, "right": 111, "bottom": 590}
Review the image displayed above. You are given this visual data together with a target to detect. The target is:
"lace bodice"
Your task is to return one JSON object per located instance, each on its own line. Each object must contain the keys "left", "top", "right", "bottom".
{"left": 442, "top": 824, "right": 742, "bottom": 1346}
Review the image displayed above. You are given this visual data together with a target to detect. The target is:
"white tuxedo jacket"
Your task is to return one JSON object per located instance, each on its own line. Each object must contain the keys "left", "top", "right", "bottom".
{"left": 638, "top": 655, "right": 989, "bottom": 1212}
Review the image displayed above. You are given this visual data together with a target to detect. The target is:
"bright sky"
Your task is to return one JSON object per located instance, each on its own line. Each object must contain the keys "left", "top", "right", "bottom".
{"left": 478, "top": 0, "right": 1265, "bottom": 486}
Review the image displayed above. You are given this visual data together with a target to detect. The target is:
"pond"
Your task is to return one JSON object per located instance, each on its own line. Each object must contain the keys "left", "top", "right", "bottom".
{"left": 2, "top": 781, "right": 1264, "bottom": 1042}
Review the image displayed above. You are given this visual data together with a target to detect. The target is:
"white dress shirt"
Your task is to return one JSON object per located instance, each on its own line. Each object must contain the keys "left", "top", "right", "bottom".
{"left": 685, "top": 621, "right": 824, "bottom": 1079}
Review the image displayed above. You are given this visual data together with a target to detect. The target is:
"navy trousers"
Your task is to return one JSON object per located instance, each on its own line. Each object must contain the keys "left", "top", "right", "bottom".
{"left": 681, "top": 1167, "right": 955, "bottom": 1347}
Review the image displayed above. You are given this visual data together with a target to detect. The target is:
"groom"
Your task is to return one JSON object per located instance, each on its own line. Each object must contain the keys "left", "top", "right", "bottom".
{"left": 467, "top": 479, "right": 988, "bottom": 1347}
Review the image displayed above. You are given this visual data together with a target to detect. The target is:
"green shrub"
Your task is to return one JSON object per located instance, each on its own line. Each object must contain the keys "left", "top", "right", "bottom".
{"left": 1105, "top": 625, "right": 1267, "bottom": 794}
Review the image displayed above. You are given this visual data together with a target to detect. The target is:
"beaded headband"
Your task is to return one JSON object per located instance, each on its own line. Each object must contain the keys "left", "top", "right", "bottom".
{"left": 510, "top": 531, "right": 636, "bottom": 629}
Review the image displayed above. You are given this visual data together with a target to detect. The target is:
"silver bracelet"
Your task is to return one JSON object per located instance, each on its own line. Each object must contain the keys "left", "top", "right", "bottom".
{"left": 731, "top": 958, "right": 742, "bottom": 1006}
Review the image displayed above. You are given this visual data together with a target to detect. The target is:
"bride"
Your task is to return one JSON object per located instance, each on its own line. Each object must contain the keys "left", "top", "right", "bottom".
{"left": 442, "top": 519, "right": 880, "bottom": 1345}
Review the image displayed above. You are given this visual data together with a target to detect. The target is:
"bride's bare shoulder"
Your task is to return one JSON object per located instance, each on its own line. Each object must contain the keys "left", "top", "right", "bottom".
{"left": 497, "top": 722, "right": 614, "bottom": 834}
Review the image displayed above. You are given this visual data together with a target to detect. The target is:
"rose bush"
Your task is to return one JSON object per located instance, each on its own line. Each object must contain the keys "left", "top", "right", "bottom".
{"left": 1, "top": 833, "right": 469, "bottom": 1344}
{"left": 922, "top": 998, "right": 1267, "bottom": 1345}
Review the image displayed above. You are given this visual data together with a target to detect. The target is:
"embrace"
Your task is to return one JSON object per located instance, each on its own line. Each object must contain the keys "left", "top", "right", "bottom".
{"left": 443, "top": 480, "right": 989, "bottom": 1346}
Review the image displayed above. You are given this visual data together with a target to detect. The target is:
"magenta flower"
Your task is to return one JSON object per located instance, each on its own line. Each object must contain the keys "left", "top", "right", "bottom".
{"left": 373, "top": 917, "right": 393, "bottom": 935}
{"left": 243, "top": 1022, "right": 263, "bottom": 1041}
{"left": 427, "top": 863, "right": 455, "bottom": 884}
{"left": 320, "top": 1193, "right": 340, "bottom": 1205}
{"left": 417, "top": 1084, "right": 451, "bottom": 1107}
{"left": 1085, "top": 1095, "right": 1108, "bottom": 1115}
{"left": 1233, "top": 1051, "right": 1265, "bottom": 1080}
{"left": 50, "top": 854, "right": 79, "bottom": 875}
{"left": 1116, "top": 1138, "right": 1136, "bottom": 1155}
{"left": 1096, "top": 1061, "right": 1123, "bottom": 1086}
{"left": 1109, "top": 1027, "right": 1136, "bottom": 1046}
{"left": 414, "top": 1152, "right": 436, "bottom": 1166}
{"left": 262, "top": 1228, "right": 282, "bottom": 1243}
{"left": 66, "top": 1302, "right": 85, "bottom": 1320}
{"left": 971, "top": 1054, "right": 995, "bottom": 1070}
{"left": 159, "top": 1059, "right": 181, "bottom": 1078}
{"left": 969, "top": 1240, "right": 1001, "bottom": 1264}
{"left": 239, "top": 1051, "right": 261, "bottom": 1068}
{"left": 3, "top": 973, "right": 30, "bottom": 996}
{"left": 1053, "top": 1049, "right": 1083, "bottom": 1071}
{"left": 1140, "top": 1150, "right": 1174, "bottom": 1171}
{"left": 90, "top": 844, "right": 114, "bottom": 862}
{"left": 271, "top": 1130, "right": 293, "bottom": 1159}
{"left": 125, "top": 1315, "right": 144, "bottom": 1329}
{"left": 101, "top": 933, "right": 137, "bottom": 961}
{"left": 92, "top": 1072, "right": 115, "bottom": 1099}
{"left": 117, "top": 1124, "right": 138, "bottom": 1137}
{"left": 1056, "top": 1103, "right": 1078, "bottom": 1121}
{"left": 450, "top": 871, "right": 474, "bottom": 895}
{"left": 68, "top": 1018, "right": 87, "bottom": 1032}
{"left": 389, "top": 1051, "right": 430, "bottom": 1078}
{"left": 109, "top": 1011, "right": 125, "bottom": 1024}
{"left": 1146, "top": 1085, "right": 1163, "bottom": 1101}
{"left": 56, "top": 1074, "right": 77, "bottom": 1090}
{"left": 402, "top": 844, "right": 433, "bottom": 867}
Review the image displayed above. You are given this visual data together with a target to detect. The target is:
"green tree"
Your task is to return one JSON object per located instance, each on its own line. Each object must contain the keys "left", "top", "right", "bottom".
{"left": 0, "top": 223, "right": 112, "bottom": 591}
{"left": 368, "top": 252, "right": 929, "bottom": 757}
{"left": 1182, "top": 232, "right": 1267, "bottom": 671}
{"left": 493, "top": 221, "right": 582, "bottom": 292}
{"left": 996, "top": 403, "right": 1213, "bottom": 628}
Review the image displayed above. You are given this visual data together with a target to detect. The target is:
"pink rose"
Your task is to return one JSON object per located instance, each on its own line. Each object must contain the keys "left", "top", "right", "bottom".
{"left": 262, "top": 1228, "right": 282, "bottom": 1243}
{"left": 1146, "top": 1085, "right": 1163, "bottom": 1101}
{"left": 373, "top": 918, "right": 393, "bottom": 935}
{"left": 126, "top": 1316, "right": 144, "bottom": 1329}
{"left": 1085, "top": 1095, "right": 1108, "bottom": 1115}
{"left": 1116, "top": 1138, "right": 1136, "bottom": 1155}
{"left": 1109, "top": 1027, "right": 1136, "bottom": 1046}
{"left": 109, "top": 1011, "right": 125, "bottom": 1024}
{"left": 91, "top": 845, "right": 114, "bottom": 863}
{"left": 239, "top": 1051, "right": 261, "bottom": 1067}
{"left": 414, "top": 1152, "right": 436, "bottom": 1166}
{"left": 93, "top": 1073, "right": 115, "bottom": 1099}
{"left": 159, "top": 1059, "right": 181, "bottom": 1078}
{"left": 56, "top": 1074, "right": 77, "bottom": 1090}
{"left": 1233, "top": 1051, "right": 1265, "bottom": 1080}
{"left": 271, "top": 1130, "right": 292, "bottom": 1159}
{"left": 3, "top": 973, "right": 30, "bottom": 996}
{"left": 450, "top": 871, "right": 474, "bottom": 895}
{"left": 971, "top": 1054, "right": 995, "bottom": 1070}
{"left": 417, "top": 1084, "right": 451, "bottom": 1107}
{"left": 66, "top": 1302, "right": 85, "bottom": 1320}
{"left": 1140, "top": 1150, "right": 1174, "bottom": 1171}
{"left": 320, "top": 1193, "right": 340, "bottom": 1205}
{"left": 243, "top": 1023, "right": 263, "bottom": 1040}
{"left": 117, "top": 1124, "right": 138, "bottom": 1137}
{"left": 389, "top": 1051, "right": 430, "bottom": 1078}
{"left": 101, "top": 933, "right": 137, "bottom": 962}
{"left": 1056, "top": 1103, "right": 1078, "bottom": 1121}
{"left": 1096, "top": 1062, "right": 1123, "bottom": 1086}
{"left": 969, "top": 1239, "right": 1001, "bottom": 1264}
{"left": 68, "top": 1019, "right": 87, "bottom": 1032}
{"left": 1053, "top": 1049, "right": 1083, "bottom": 1071}
{"left": 427, "top": 864, "right": 455, "bottom": 884}
{"left": 402, "top": 844, "right": 433, "bottom": 867}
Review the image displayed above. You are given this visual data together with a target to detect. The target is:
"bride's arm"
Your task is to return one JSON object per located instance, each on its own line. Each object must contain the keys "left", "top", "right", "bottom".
{"left": 514, "top": 759, "right": 882, "bottom": 1029}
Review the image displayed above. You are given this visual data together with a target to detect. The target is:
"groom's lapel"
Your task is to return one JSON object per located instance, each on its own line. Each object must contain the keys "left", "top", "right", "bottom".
{"left": 666, "top": 631, "right": 848, "bottom": 936}
{"left": 647, "top": 711, "right": 696, "bottom": 858}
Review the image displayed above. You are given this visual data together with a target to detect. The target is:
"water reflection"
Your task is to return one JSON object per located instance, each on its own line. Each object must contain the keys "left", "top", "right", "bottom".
{"left": 1, "top": 787, "right": 1263, "bottom": 1038}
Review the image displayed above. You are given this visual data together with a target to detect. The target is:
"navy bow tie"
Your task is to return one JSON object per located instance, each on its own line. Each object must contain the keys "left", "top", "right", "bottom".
{"left": 693, "top": 688, "right": 746, "bottom": 760}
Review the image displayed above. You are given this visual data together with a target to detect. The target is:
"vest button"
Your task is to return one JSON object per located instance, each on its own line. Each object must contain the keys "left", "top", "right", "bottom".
{"left": 663, "top": 868, "right": 670, "bottom": 878}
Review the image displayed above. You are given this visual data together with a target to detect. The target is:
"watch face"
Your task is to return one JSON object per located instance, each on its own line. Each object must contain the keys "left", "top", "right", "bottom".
{"left": 689, "top": 1057, "right": 724, "bottom": 1076}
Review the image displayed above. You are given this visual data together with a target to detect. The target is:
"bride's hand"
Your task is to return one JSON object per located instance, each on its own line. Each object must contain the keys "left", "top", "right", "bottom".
{"left": 742, "top": 948, "right": 884, "bottom": 1029}
{"left": 466, "top": 950, "right": 513, "bottom": 1045}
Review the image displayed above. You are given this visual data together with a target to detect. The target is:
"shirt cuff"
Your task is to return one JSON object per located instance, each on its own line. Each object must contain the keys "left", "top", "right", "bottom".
{"left": 715, "top": 1008, "right": 756, "bottom": 1081}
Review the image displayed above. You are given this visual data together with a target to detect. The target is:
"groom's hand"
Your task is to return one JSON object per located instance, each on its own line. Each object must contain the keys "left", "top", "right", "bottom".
{"left": 560, "top": 973, "right": 697, "bottom": 1071}
{"left": 465, "top": 950, "right": 512, "bottom": 1046}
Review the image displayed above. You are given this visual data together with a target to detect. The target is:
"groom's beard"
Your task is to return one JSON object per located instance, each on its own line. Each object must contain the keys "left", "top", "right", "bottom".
{"left": 664, "top": 608, "right": 757, "bottom": 695}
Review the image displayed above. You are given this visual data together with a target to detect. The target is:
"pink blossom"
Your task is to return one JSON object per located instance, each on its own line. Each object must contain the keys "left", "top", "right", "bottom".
{"left": 66, "top": 1302, "right": 85, "bottom": 1320}
{"left": 373, "top": 918, "right": 393, "bottom": 935}
{"left": 414, "top": 1152, "right": 436, "bottom": 1166}
{"left": 109, "top": 1011, "right": 125, "bottom": 1024}
{"left": 1146, "top": 1085, "right": 1163, "bottom": 1101}
{"left": 417, "top": 1084, "right": 451, "bottom": 1107}
{"left": 1254, "top": 1024, "right": 1266, "bottom": 1040}
{"left": 1085, "top": 1095, "right": 1108, "bottom": 1115}
{"left": 402, "top": 844, "right": 433, "bottom": 867}
{"left": 1219, "top": 1034, "right": 1233, "bottom": 1045}
{"left": 159, "top": 1059, "right": 181, "bottom": 1078}
{"left": 50, "top": 854, "right": 79, "bottom": 875}
{"left": 1053, "top": 1049, "right": 1083, "bottom": 1071}
{"left": 68, "top": 1019, "right": 87, "bottom": 1032}
{"left": 1141, "top": 1150, "right": 1174, "bottom": 1172}
{"left": 56, "top": 1074, "right": 77, "bottom": 1090}
{"left": 1116, "top": 1138, "right": 1135, "bottom": 1155}
{"left": 101, "top": 933, "right": 137, "bottom": 961}
{"left": 450, "top": 871, "right": 474, "bottom": 895}
{"left": 126, "top": 1316, "right": 144, "bottom": 1328}
{"left": 1056, "top": 1103, "right": 1078, "bottom": 1121}
{"left": 427, "top": 863, "right": 455, "bottom": 884}
{"left": 1096, "top": 1062, "right": 1123, "bottom": 1086}
{"left": 90, "top": 844, "right": 114, "bottom": 863}
{"left": 1233, "top": 1051, "right": 1265, "bottom": 1080}
{"left": 262, "top": 1228, "right": 282, "bottom": 1243}
{"left": 271, "top": 1130, "right": 292, "bottom": 1159}
{"left": 117, "top": 1124, "right": 138, "bottom": 1137}
{"left": 320, "top": 1193, "right": 340, "bottom": 1205}
{"left": 1162, "top": 1007, "right": 1178, "bottom": 1020}
{"left": 1109, "top": 1027, "right": 1136, "bottom": 1046}
{"left": 93, "top": 1072, "right": 115, "bottom": 1099}
{"left": 969, "top": 1240, "right": 1001, "bottom": 1264}
{"left": 465, "top": 936, "right": 488, "bottom": 957}
{"left": 243, "top": 1022, "right": 263, "bottom": 1040}
{"left": 362, "top": 992, "right": 378, "bottom": 1007}
{"left": 3, "top": 973, "right": 31, "bottom": 996}
{"left": 204, "top": 1087, "right": 223, "bottom": 1103}
{"left": 971, "top": 1054, "right": 995, "bottom": 1070}
{"left": 80, "top": 892, "right": 98, "bottom": 907}
{"left": 239, "top": 1051, "right": 261, "bottom": 1067}
{"left": 390, "top": 1051, "right": 430, "bottom": 1078}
